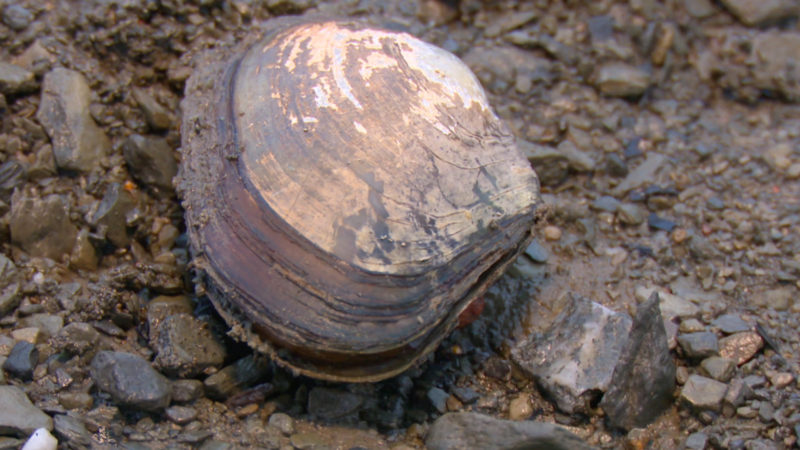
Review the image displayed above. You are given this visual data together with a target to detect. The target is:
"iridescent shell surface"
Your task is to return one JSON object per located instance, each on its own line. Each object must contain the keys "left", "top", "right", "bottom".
{"left": 179, "top": 19, "right": 541, "bottom": 382}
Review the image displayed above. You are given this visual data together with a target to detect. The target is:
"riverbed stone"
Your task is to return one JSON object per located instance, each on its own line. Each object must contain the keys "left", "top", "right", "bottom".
{"left": 152, "top": 313, "right": 226, "bottom": 377}
{"left": 677, "top": 332, "right": 719, "bottom": 359}
{"left": 132, "top": 88, "right": 173, "bottom": 131}
{"left": 91, "top": 183, "right": 135, "bottom": 248}
{"left": 2, "top": 5, "right": 33, "bottom": 31}
{"left": 123, "top": 134, "right": 178, "bottom": 193}
{"left": 90, "top": 351, "right": 171, "bottom": 411}
{"left": 2, "top": 341, "right": 38, "bottom": 381}
{"left": 0, "top": 283, "right": 20, "bottom": 318}
{"left": 712, "top": 314, "right": 751, "bottom": 334}
{"left": 10, "top": 191, "right": 78, "bottom": 261}
{"left": 700, "top": 357, "right": 736, "bottom": 382}
{"left": 681, "top": 375, "right": 727, "bottom": 412}
{"left": 719, "top": 331, "right": 763, "bottom": 365}
{"left": 0, "top": 385, "right": 53, "bottom": 437}
{"left": 0, "top": 63, "right": 36, "bottom": 95}
{"left": 53, "top": 414, "right": 91, "bottom": 448}
{"left": 719, "top": 0, "right": 798, "bottom": 26}
{"left": 594, "top": 63, "right": 650, "bottom": 98}
{"left": 512, "top": 293, "right": 632, "bottom": 414}
{"left": 36, "top": 68, "right": 111, "bottom": 173}
{"left": 307, "top": 387, "right": 363, "bottom": 421}
{"left": 426, "top": 412, "right": 594, "bottom": 450}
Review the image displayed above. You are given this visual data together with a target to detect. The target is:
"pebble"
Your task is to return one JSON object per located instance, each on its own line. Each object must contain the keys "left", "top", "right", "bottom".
{"left": 594, "top": 63, "right": 651, "bottom": 98}
{"left": 268, "top": 412, "right": 294, "bottom": 435}
{"left": 307, "top": 387, "right": 363, "bottom": 420}
{"left": 90, "top": 351, "right": 171, "bottom": 411}
{"left": 123, "top": 135, "right": 178, "bottom": 193}
{"left": 170, "top": 379, "right": 204, "bottom": 403}
{"left": 9, "top": 192, "right": 78, "bottom": 261}
{"left": 542, "top": 225, "right": 562, "bottom": 241}
{"left": 426, "top": 412, "right": 593, "bottom": 450}
{"left": 719, "top": 0, "right": 798, "bottom": 26}
{"left": 719, "top": 331, "right": 763, "bottom": 365}
{"left": 0, "top": 283, "right": 20, "bottom": 317}
{"left": 2, "top": 4, "right": 33, "bottom": 31}
{"left": 752, "top": 32, "right": 800, "bottom": 101}
{"left": 605, "top": 153, "right": 629, "bottom": 177}
{"left": 591, "top": 195, "right": 621, "bottom": 213}
{"left": 647, "top": 213, "right": 677, "bottom": 232}
{"left": 700, "top": 356, "right": 736, "bottom": 382}
{"left": 508, "top": 394, "right": 532, "bottom": 420}
{"left": 52, "top": 415, "right": 90, "bottom": 448}
{"left": 684, "top": 432, "right": 708, "bottom": 450}
{"left": 152, "top": 313, "right": 226, "bottom": 377}
{"left": 165, "top": 406, "right": 197, "bottom": 425}
{"left": 679, "top": 318, "right": 705, "bottom": 333}
{"left": 755, "top": 288, "right": 793, "bottom": 311}
{"left": 617, "top": 203, "right": 647, "bottom": 225}
{"left": 203, "top": 354, "right": 270, "bottom": 399}
{"left": 289, "top": 431, "right": 328, "bottom": 450}
{"left": 36, "top": 68, "right": 111, "bottom": 173}
{"left": 711, "top": 314, "right": 751, "bottom": 334}
{"left": 0, "top": 385, "right": 53, "bottom": 436}
{"left": 524, "top": 240, "right": 549, "bottom": 264}
{"left": 613, "top": 153, "right": 667, "bottom": 196}
{"left": 2, "top": 341, "right": 38, "bottom": 381}
{"left": 451, "top": 387, "right": 479, "bottom": 404}
{"left": 20, "top": 314, "right": 63, "bottom": 340}
{"left": 132, "top": 88, "right": 173, "bottom": 131}
{"left": 427, "top": 387, "right": 450, "bottom": 414}
{"left": 90, "top": 183, "right": 135, "bottom": 248}
{"left": 722, "top": 378, "right": 751, "bottom": 414}
{"left": 758, "top": 402, "right": 775, "bottom": 423}
{"left": 51, "top": 322, "right": 101, "bottom": 356}
{"left": 768, "top": 372, "right": 794, "bottom": 389}
{"left": 685, "top": 0, "right": 716, "bottom": 18}
{"left": 0, "top": 63, "right": 36, "bottom": 95}
{"left": 680, "top": 375, "right": 727, "bottom": 412}
{"left": 677, "top": 332, "right": 719, "bottom": 359}
{"left": 57, "top": 392, "right": 93, "bottom": 410}
{"left": 521, "top": 142, "right": 569, "bottom": 186}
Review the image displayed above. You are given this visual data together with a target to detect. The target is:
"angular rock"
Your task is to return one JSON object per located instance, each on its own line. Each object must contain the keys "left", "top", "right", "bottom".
{"left": 20, "top": 314, "right": 63, "bottom": 339}
{"left": 10, "top": 192, "right": 78, "bottom": 261}
{"left": 123, "top": 135, "right": 178, "bottom": 193}
{"left": 165, "top": 406, "right": 197, "bottom": 425}
{"left": 719, "top": 331, "right": 763, "bottom": 365}
{"left": 131, "top": 89, "right": 173, "bottom": 131}
{"left": 519, "top": 141, "right": 569, "bottom": 186}
{"left": 53, "top": 414, "right": 91, "bottom": 448}
{"left": 426, "top": 412, "right": 594, "bottom": 450}
{"left": 170, "top": 379, "right": 204, "bottom": 403}
{"left": 2, "top": 341, "right": 38, "bottom": 381}
{"left": 36, "top": 68, "right": 111, "bottom": 173}
{"left": 712, "top": 314, "right": 751, "bottom": 334}
{"left": 612, "top": 154, "right": 668, "bottom": 197}
{"left": 752, "top": 32, "right": 800, "bottom": 102}
{"left": 0, "top": 385, "right": 53, "bottom": 437}
{"left": 2, "top": 5, "right": 33, "bottom": 31}
{"left": 681, "top": 375, "right": 727, "bottom": 412}
{"left": 700, "top": 357, "right": 736, "bottom": 382}
{"left": 600, "top": 292, "right": 676, "bottom": 430}
{"left": 677, "top": 332, "right": 719, "bottom": 359}
{"left": 512, "top": 293, "right": 632, "bottom": 414}
{"left": 0, "top": 283, "right": 20, "bottom": 318}
{"left": 0, "top": 63, "right": 36, "bottom": 95}
{"left": 91, "top": 183, "right": 135, "bottom": 248}
{"left": 203, "top": 354, "right": 270, "bottom": 399}
{"left": 152, "top": 313, "right": 226, "bottom": 377}
{"left": 307, "top": 387, "right": 363, "bottom": 421}
{"left": 594, "top": 63, "right": 650, "bottom": 98}
{"left": 51, "top": 322, "right": 102, "bottom": 356}
{"left": 90, "top": 351, "right": 171, "bottom": 411}
{"left": 427, "top": 387, "right": 449, "bottom": 414}
{"left": 755, "top": 287, "right": 793, "bottom": 311}
{"left": 719, "top": 0, "right": 798, "bottom": 26}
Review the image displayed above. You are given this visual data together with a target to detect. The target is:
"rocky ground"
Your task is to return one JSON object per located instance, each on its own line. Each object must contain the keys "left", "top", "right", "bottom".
{"left": 0, "top": 0, "right": 799, "bottom": 448}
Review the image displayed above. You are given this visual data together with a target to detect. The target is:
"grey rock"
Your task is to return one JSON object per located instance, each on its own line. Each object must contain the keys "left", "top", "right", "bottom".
{"left": 685, "top": 432, "right": 708, "bottom": 450}
{"left": 680, "top": 375, "right": 727, "bottom": 411}
{"left": 426, "top": 412, "right": 594, "bottom": 450}
{"left": 723, "top": 378, "right": 752, "bottom": 413}
{"left": 462, "top": 46, "right": 553, "bottom": 93}
{"left": 452, "top": 387, "right": 479, "bottom": 404}
{"left": 10, "top": 191, "right": 78, "bottom": 260}
{"left": 428, "top": 387, "right": 449, "bottom": 414}
{"left": 131, "top": 88, "right": 173, "bottom": 131}
{"left": 520, "top": 141, "right": 569, "bottom": 186}
{"left": 0, "top": 161, "right": 26, "bottom": 203}
{"left": 512, "top": 293, "right": 632, "bottom": 414}
{"left": 165, "top": 405, "right": 197, "bottom": 425}
{"left": 0, "top": 283, "right": 20, "bottom": 318}
{"left": 0, "top": 385, "right": 53, "bottom": 437}
{"left": 203, "top": 354, "right": 270, "bottom": 399}
{"left": 617, "top": 203, "right": 646, "bottom": 225}
{"left": 524, "top": 240, "right": 549, "bottom": 263}
{"left": 752, "top": 32, "right": 800, "bottom": 102}
{"left": 755, "top": 287, "right": 793, "bottom": 311}
{"left": 758, "top": 402, "right": 774, "bottom": 423}
{"left": 307, "top": 387, "right": 363, "bottom": 420}
{"left": 53, "top": 414, "right": 91, "bottom": 448}
{"left": 719, "top": 332, "right": 763, "bottom": 365}
{"left": 484, "top": 10, "right": 538, "bottom": 38}
{"left": 600, "top": 292, "right": 676, "bottom": 431}
{"left": 0, "top": 63, "right": 36, "bottom": 95}
{"left": 591, "top": 196, "right": 621, "bottom": 213}
{"left": 147, "top": 295, "right": 193, "bottom": 331}
{"left": 152, "top": 313, "right": 226, "bottom": 377}
{"left": 123, "top": 135, "right": 178, "bottom": 193}
{"left": 91, "top": 183, "right": 135, "bottom": 248}
{"left": 90, "top": 351, "right": 171, "bottom": 411}
{"left": 265, "top": 0, "right": 316, "bottom": 14}
{"left": 170, "top": 379, "right": 204, "bottom": 403}
{"left": 712, "top": 314, "right": 751, "bottom": 334}
{"left": 685, "top": 0, "right": 716, "bottom": 18}
{"left": 52, "top": 322, "right": 101, "bottom": 355}
{"left": 37, "top": 68, "right": 111, "bottom": 173}
{"left": 677, "top": 332, "right": 719, "bottom": 359}
{"left": 613, "top": 153, "right": 668, "bottom": 196}
{"left": 2, "top": 5, "right": 33, "bottom": 31}
{"left": 605, "top": 153, "right": 629, "bottom": 177}
{"left": 594, "top": 63, "right": 650, "bottom": 98}
{"left": 558, "top": 141, "right": 596, "bottom": 172}
{"left": 20, "top": 313, "right": 63, "bottom": 339}
{"left": 719, "top": 0, "right": 798, "bottom": 26}
{"left": 2, "top": 341, "right": 38, "bottom": 381}
{"left": 701, "top": 357, "right": 736, "bottom": 382}
{"left": 268, "top": 412, "right": 294, "bottom": 435}
{"left": 647, "top": 213, "right": 676, "bottom": 232}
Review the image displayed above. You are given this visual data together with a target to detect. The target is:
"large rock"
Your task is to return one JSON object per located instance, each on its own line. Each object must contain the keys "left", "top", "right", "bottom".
{"left": 511, "top": 293, "right": 632, "bottom": 414}
{"left": 719, "top": 0, "right": 798, "bottom": 26}
{"left": 36, "top": 68, "right": 111, "bottom": 173}
{"left": 90, "top": 351, "right": 171, "bottom": 411}
{"left": 10, "top": 191, "right": 78, "bottom": 261}
{"left": 0, "top": 386, "right": 53, "bottom": 437}
{"left": 426, "top": 412, "right": 595, "bottom": 450}
{"left": 599, "top": 292, "right": 676, "bottom": 430}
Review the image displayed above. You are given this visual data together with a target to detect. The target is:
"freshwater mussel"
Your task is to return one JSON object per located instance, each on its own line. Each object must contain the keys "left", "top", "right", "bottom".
{"left": 179, "top": 18, "right": 541, "bottom": 382}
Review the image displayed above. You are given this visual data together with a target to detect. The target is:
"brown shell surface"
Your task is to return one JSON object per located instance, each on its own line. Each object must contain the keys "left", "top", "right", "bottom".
{"left": 179, "top": 19, "right": 541, "bottom": 382}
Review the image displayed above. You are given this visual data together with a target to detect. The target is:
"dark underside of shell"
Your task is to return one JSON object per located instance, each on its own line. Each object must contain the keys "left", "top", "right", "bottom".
{"left": 178, "top": 18, "right": 541, "bottom": 382}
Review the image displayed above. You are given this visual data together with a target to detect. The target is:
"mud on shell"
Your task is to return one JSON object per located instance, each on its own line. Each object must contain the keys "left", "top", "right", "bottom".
{"left": 178, "top": 18, "right": 541, "bottom": 382}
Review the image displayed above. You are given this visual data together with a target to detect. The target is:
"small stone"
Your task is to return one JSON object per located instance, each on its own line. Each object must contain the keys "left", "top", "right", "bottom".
{"left": 152, "top": 313, "right": 226, "bottom": 377}
{"left": 0, "top": 283, "right": 20, "bottom": 318}
{"left": 613, "top": 153, "right": 668, "bottom": 196}
{"left": 605, "top": 153, "right": 628, "bottom": 177}
{"left": 676, "top": 366, "right": 689, "bottom": 385}
{"left": 755, "top": 288, "right": 793, "bottom": 311}
{"left": 677, "top": 332, "right": 719, "bottom": 359}
{"left": 131, "top": 89, "right": 173, "bottom": 131}
{"left": 680, "top": 375, "right": 727, "bottom": 412}
{"left": 648, "top": 213, "right": 677, "bottom": 232}
{"left": 719, "top": 0, "right": 798, "bottom": 26}
{"left": 289, "top": 431, "right": 328, "bottom": 450}
{"left": 0, "top": 386, "right": 53, "bottom": 437}
{"left": 147, "top": 295, "right": 193, "bottom": 330}
{"left": 0, "top": 63, "right": 36, "bottom": 95}
{"left": 520, "top": 142, "right": 569, "bottom": 186}
{"left": 69, "top": 229, "right": 98, "bottom": 271}
{"left": 170, "top": 379, "right": 204, "bottom": 403}
{"left": 91, "top": 183, "right": 135, "bottom": 248}
{"left": 508, "top": 394, "right": 532, "bottom": 420}
{"left": 307, "top": 387, "right": 363, "bottom": 420}
{"left": 711, "top": 314, "right": 751, "bottom": 334}
{"left": 758, "top": 402, "right": 775, "bottom": 423}
{"left": 685, "top": 432, "right": 708, "bottom": 450}
{"left": 591, "top": 195, "right": 621, "bottom": 213}
{"left": 524, "top": 240, "right": 548, "bottom": 263}
{"left": 20, "top": 314, "right": 63, "bottom": 339}
{"left": 685, "top": 0, "right": 716, "bottom": 18}
{"left": 719, "top": 331, "right": 763, "bottom": 365}
{"left": 10, "top": 192, "right": 78, "bottom": 261}
{"left": 426, "top": 412, "right": 593, "bottom": 450}
{"left": 2, "top": 5, "right": 33, "bottom": 31}
{"left": 203, "top": 355, "right": 270, "bottom": 399}
{"left": 36, "top": 68, "right": 111, "bottom": 173}
{"left": 768, "top": 372, "right": 794, "bottom": 388}
{"left": 51, "top": 322, "right": 101, "bottom": 356}
{"left": 671, "top": 228, "right": 688, "bottom": 244}
{"left": 542, "top": 225, "right": 562, "bottom": 241}
{"left": 594, "top": 63, "right": 650, "bottom": 98}
{"left": 57, "top": 392, "right": 93, "bottom": 410}
{"left": 165, "top": 406, "right": 197, "bottom": 425}
{"left": 427, "top": 387, "right": 449, "bottom": 414}
{"left": 558, "top": 140, "right": 595, "bottom": 172}
{"left": 11, "top": 328, "right": 41, "bottom": 344}
{"left": 722, "top": 378, "right": 752, "bottom": 415}
{"left": 123, "top": 135, "right": 178, "bottom": 193}
{"left": 617, "top": 203, "right": 647, "bottom": 225}
{"left": 90, "top": 351, "right": 171, "bottom": 411}
{"left": 737, "top": 405, "right": 757, "bottom": 418}
{"left": 268, "top": 412, "right": 294, "bottom": 435}
{"left": 700, "top": 357, "right": 736, "bottom": 382}
{"left": 2, "top": 341, "right": 38, "bottom": 381}
{"left": 451, "top": 387, "right": 479, "bottom": 404}
{"left": 236, "top": 403, "right": 258, "bottom": 418}
{"left": 679, "top": 318, "right": 705, "bottom": 333}
{"left": 53, "top": 415, "right": 90, "bottom": 448}
{"left": 743, "top": 374, "right": 766, "bottom": 389}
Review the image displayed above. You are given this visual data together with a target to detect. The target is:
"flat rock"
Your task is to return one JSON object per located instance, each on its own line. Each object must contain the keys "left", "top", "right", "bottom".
{"left": 700, "top": 357, "right": 736, "bottom": 382}
{"left": 0, "top": 283, "right": 20, "bottom": 318}
{"left": 613, "top": 154, "right": 668, "bottom": 196}
{"left": 10, "top": 192, "right": 78, "bottom": 261}
{"left": 2, "top": 341, "right": 38, "bottom": 381}
{"left": 0, "top": 385, "right": 53, "bottom": 437}
{"left": 307, "top": 387, "right": 363, "bottom": 421}
{"left": 90, "top": 183, "right": 135, "bottom": 248}
{"left": 36, "top": 68, "right": 111, "bottom": 173}
{"left": 203, "top": 355, "right": 270, "bottom": 399}
{"left": 123, "top": 135, "right": 178, "bottom": 193}
{"left": 712, "top": 314, "right": 751, "bottom": 334}
{"left": 53, "top": 414, "right": 91, "bottom": 448}
{"left": 90, "top": 351, "right": 171, "bottom": 411}
{"left": 152, "top": 313, "right": 226, "bottom": 377}
{"left": 681, "top": 375, "right": 727, "bottom": 412}
{"left": 0, "top": 63, "right": 36, "bottom": 95}
{"left": 594, "top": 63, "right": 650, "bottom": 98}
{"left": 719, "top": 331, "right": 763, "bottom": 365}
{"left": 600, "top": 292, "right": 676, "bottom": 431}
{"left": 719, "top": 0, "right": 798, "bottom": 26}
{"left": 131, "top": 88, "right": 173, "bottom": 131}
{"left": 511, "top": 293, "right": 632, "bottom": 414}
{"left": 426, "top": 412, "right": 594, "bottom": 450}
{"left": 677, "top": 332, "right": 719, "bottom": 359}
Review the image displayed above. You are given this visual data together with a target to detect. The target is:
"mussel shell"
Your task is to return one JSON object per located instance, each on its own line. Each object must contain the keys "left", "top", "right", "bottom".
{"left": 179, "top": 18, "right": 541, "bottom": 382}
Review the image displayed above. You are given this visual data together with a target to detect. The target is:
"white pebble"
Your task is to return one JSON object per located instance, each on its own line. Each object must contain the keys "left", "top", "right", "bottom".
{"left": 21, "top": 428, "right": 57, "bottom": 450}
